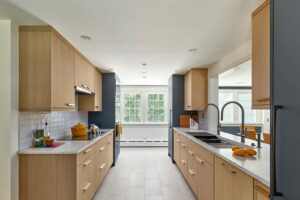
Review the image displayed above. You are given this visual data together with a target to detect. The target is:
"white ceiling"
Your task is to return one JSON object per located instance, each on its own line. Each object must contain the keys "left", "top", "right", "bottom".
{"left": 8, "top": 0, "right": 262, "bottom": 85}
{"left": 219, "top": 59, "right": 252, "bottom": 87}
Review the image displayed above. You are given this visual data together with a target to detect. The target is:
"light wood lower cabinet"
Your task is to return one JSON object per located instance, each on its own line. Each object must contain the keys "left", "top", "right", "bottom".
{"left": 173, "top": 130, "right": 181, "bottom": 164}
{"left": 173, "top": 130, "right": 268, "bottom": 200}
{"left": 187, "top": 141, "right": 198, "bottom": 195}
{"left": 254, "top": 180, "right": 270, "bottom": 200}
{"left": 215, "top": 156, "right": 253, "bottom": 200}
{"left": 180, "top": 134, "right": 188, "bottom": 179}
{"left": 195, "top": 145, "right": 214, "bottom": 200}
{"left": 20, "top": 133, "right": 114, "bottom": 200}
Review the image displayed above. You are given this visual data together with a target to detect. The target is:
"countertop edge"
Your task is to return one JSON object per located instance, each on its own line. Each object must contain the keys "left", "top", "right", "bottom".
{"left": 18, "top": 129, "right": 114, "bottom": 155}
{"left": 173, "top": 127, "right": 270, "bottom": 187}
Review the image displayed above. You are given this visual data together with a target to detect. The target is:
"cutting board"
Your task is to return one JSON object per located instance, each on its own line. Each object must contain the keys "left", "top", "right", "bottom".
{"left": 180, "top": 115, "right": 198, "bottom": 128}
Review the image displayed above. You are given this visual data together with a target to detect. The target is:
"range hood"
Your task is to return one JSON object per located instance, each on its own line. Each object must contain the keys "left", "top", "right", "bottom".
{"left": 75, "top": 86, "right": 94, "bottom": 95}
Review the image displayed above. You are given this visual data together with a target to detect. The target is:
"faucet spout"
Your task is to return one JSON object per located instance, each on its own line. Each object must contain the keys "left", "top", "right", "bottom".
{"left": 202, "top": 103, "right": 221, "bottom": 135}
{"left": 220, "top": 101, "right": 245, "bottom": 143}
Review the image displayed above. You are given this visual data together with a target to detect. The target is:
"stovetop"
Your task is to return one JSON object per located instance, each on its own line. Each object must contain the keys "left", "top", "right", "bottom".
{"left": 58, "top": 131, "right": 108, "bottom": 141}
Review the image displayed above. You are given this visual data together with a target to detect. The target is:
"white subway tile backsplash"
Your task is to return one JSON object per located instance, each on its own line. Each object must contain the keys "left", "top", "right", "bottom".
{"left": 19, "top": 111, "right": 88, "bottom": 150}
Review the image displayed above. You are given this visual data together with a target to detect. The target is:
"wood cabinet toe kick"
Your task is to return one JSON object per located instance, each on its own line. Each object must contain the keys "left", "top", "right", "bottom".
{"left": 19, "top": 132, "right": 114, "bottom": 200}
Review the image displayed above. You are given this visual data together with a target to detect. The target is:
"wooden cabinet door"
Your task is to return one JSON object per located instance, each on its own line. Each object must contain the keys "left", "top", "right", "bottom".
{"left": 94, "top": 69, "right": 102, "bottom": 111}
{"left": 107, "top": 132, "right": 114, "bottom": 167}
{"left": 86, "top": 63, "right": 95, "bottom": 92}
{"left": 187, "top": 141, "right": 198, "bottom": 196}
{"left": 252, "top": 0, "right": 270, "bottom": 109}
{"left": 180, "top": 135, "right": 188, "bottom": 179}
{"left": 184, "top": 68, "right": 208, "bottom": 111}
{"left": 215, "top": 156, "right": 234, "bottom": 200}
{"left": 184, "top": 71, "right": 192, "bottom": 110}
{"left": 77, "top": 157, "right": 93, "bottom": 200}
{"left": 75, "top": 53, "right": 87, "bottom": 89}
{"left": 51, "top": 33, "right": 75, "bottom": 110}
{"left": 197, "top": 155, "right": 214, "bottom": 200}
{"left": 173, "top": 131, "right": 181, "bottom": 164}
{"left": 254, "top": 180, "right": 270, "bottom": 200}
{"left": 215, "top": 156, "right": 253, "bottom": 200}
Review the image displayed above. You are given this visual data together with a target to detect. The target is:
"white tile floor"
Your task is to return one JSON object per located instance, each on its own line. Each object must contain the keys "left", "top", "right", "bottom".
{"left": 93, "top": 147, "right": 196, "bottom": 200}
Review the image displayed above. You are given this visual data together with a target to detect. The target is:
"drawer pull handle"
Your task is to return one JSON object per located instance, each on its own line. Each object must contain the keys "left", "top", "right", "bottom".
{"left": 83, "top": 182, "right": 91, "bottom": 192}
{"left": 84, "top": 148, "right": 91, "bottom": 154}
{"left": 100, "top": 163, "right": 106, "bottom": 170}
{"left": 99, "top": 147, "right": 105, "bottom": 151}
{"left": 196, "top": 158, "right": 204, "bottom": 164}
{"left": 182, "top": 144, "right": 187, "bottom": 148}
{"left": 181, "top": 160, "right": 186, "bottom": 165}
{"left": 177, "top": 140, "right": 181, "bottom": 143}
{"left": 188, "top": 150, "right": 194, "bottom": 155}
{"left": 65, "top": 103, "right": 75, "bottom": 107}
{"left": 221, "top": 163, "right": 237, "bottom": 174}
{"left": 188, "top": 169, "right": 195, "bottom": 176}
{"left": 82, "top": 84, "right": 88, "bottom": 89}
{"left": 83, "top": 160, "right": 91, "bottom": 167}
{"left": 256, "top": 97, "right": 270, "bottom": 102}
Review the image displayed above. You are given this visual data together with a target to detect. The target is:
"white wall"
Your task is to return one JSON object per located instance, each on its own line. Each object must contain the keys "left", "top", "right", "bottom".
{"left": 206, "top": 41, "right": 252, "bottom": 132}
{"left": 0, "top": 19, "right": 12, "bottom": 200}
{"left": 0, "top": 2, "right": 45, "bottom": 199}
{"left": 120, "top": 85, "right": 168, "bottom": 146}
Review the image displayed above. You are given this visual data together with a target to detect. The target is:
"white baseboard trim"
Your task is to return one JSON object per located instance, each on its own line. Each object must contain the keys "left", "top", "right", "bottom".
{"left": 120, "top": 140, "right": 168, "bottom": 147}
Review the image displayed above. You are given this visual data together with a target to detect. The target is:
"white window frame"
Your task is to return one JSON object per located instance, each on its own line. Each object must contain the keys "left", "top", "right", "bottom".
{"left": 120, "top": 89, "right": 168, "bottom": 125}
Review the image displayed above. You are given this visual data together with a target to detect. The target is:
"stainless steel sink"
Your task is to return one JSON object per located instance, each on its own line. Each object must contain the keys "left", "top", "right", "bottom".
{"left": 187, "top": 131, "right": 236, "bottom": 148}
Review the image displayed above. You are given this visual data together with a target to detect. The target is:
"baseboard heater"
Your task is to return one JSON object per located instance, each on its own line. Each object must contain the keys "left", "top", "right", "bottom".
{"left": 120, "top": 139, "right": 168, "bottom": 147}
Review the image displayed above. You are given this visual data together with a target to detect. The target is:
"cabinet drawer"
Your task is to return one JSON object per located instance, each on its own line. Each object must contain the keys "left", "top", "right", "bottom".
{"left": 194, "top": 143, "right": 214, "bottom": 166}
{"left": 180, "top": 135, "right": 188, "bottom": 179}
{"left": 94, "top": 139, "right": 108, "bottom": 166}
{"left": 77, "top": 146, "right": 94, "bottom": 166}
{"left": 173, "top": 130, "right": 181, "bottom": 164}
{"left": 77, "top": 158, "right": 93, "bottom": 200}
{"left": 187, "top": 140, "right": 198, "bottom": 195}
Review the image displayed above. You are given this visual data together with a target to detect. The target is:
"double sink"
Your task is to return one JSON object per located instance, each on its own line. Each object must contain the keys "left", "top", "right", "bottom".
{"left": 186, "top": 131, "right": 246, "bottom": 149}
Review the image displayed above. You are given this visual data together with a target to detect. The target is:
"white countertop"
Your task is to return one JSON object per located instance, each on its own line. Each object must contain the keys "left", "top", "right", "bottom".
{"left": 18, "top": 129, "right": 114, "bottom": 155}
{"left": 173, "top": 127, "right": 270, "bottom": 187}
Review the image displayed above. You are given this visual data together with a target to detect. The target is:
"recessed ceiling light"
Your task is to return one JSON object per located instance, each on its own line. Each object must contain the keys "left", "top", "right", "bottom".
{"left": 142, "top": 75, "right": 147, "bottom": 79}
{"left": 80, "top": 35, "right": 91, "bottom": 41}
{"left": 142, "top": 63, "right": 147, "bottom": 66}
{"left": 188, "top": 48, "right": 198, "bottom": 53}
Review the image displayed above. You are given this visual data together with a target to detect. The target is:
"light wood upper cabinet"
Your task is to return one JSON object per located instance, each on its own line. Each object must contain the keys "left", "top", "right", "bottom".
{"left": 215, "top": 156, "right": 253, "bottom": 200}
{"left": 78, "top": 68, "right": 102, "bottom": 112}
{"left": 86, "top": 64, "right": 95, "bottom": 92}
{"left": 75, "top": 54, "right": 87, "bottom": 89}
{"left": 75, "top": 54, "right": 95, "bottom": 92}
{"left": 94, "top": 69, "right": 103, "bottom": 111}
{"left": 19, "top": 26, "right": 75, "bottom": 111}
{"left": 252, "top": 0, "right": 270, "bottom": 109}
{"left": 254, "top": 180, "right": 270, "bottom": 200}
{"left": 184, "top": 68, "right": 208, "bottom": 111}
{"left": 51, "top": 33, "right": 75, "bottom": 110}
